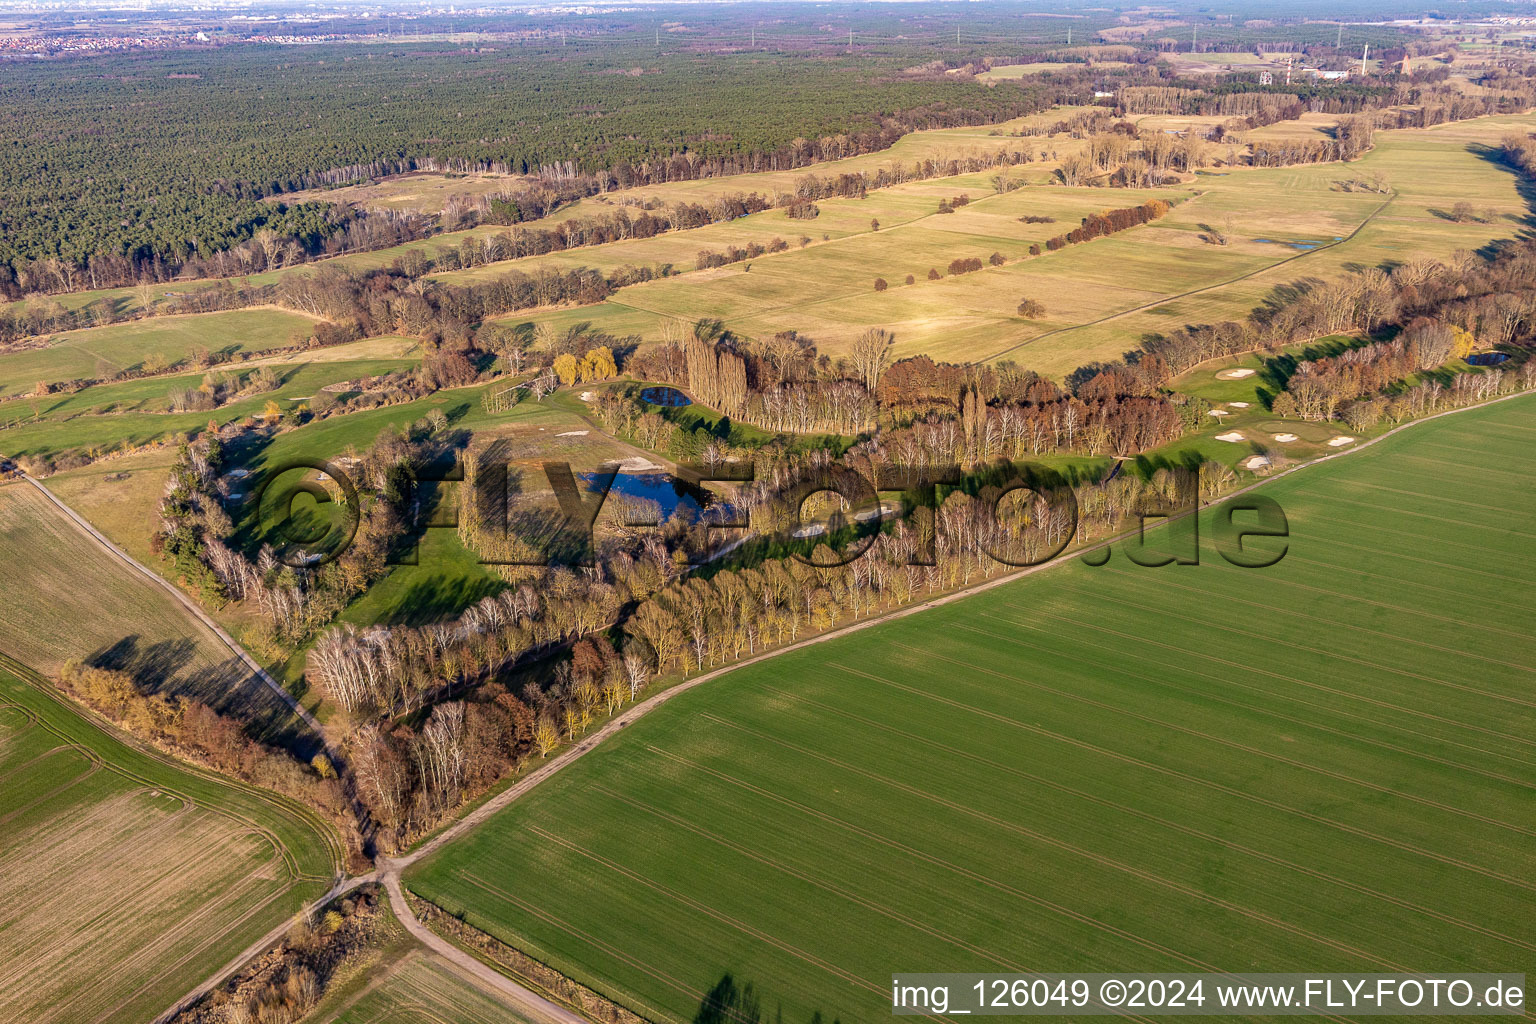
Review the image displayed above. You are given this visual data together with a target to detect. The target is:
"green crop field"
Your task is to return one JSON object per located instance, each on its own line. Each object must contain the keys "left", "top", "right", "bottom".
{"left": 0, "top": 307, "right": 321, "bottom": 399}
{"left": 407, "top": 394, "right": 1536, "bottom": 1024}
{"left": 0, "top": 657, "right": 337, "bottom": 1024}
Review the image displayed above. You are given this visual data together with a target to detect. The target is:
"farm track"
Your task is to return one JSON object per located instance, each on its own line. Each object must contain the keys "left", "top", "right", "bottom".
{"left": 19, "top": 477, "right": 330, "bottom": 744}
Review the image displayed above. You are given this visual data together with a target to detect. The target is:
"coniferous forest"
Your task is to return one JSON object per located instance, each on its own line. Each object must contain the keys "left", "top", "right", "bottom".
{"left": 0, "top": 45, "right": 1053, "bottom": 279}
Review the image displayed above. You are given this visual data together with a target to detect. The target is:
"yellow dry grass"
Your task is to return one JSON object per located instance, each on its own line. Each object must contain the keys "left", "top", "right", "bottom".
{"left": 471, "top": 111, "right": 1534, "bottom": 377}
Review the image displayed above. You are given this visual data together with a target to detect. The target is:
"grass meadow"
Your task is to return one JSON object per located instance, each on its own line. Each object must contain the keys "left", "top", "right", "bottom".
{"left": 0, "top": 307, "right": 320, "bottom": 399}
{"left": 0, "top": 658, "right": 337, "bottom": 1024}
{"left": 0, "top": 353, "right": 417, "bottom": 461}
{"left": 9, "top": 112, "right": 1527, "bottom": 386}
{"left": 472, "top": 112, "right": 1532, "bottom": 375}
{"left": 407, "top": 394, "right": 1536, "bottom": 1024}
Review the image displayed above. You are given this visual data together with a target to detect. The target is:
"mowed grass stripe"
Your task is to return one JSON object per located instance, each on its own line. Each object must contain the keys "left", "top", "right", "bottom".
{"left": 409, "top": 396, "right": 1536, "bottom": 1024}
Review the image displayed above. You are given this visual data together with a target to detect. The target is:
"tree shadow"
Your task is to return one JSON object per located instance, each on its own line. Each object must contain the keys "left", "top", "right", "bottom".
{"left": 1470, "top": 142, "right": 1536, "bottom": 227}
{"left": 694, "top": 973, "right": 841, "bottom": 1024}
{"left": 87, "top": 634, "right": 313, "bottom": 752}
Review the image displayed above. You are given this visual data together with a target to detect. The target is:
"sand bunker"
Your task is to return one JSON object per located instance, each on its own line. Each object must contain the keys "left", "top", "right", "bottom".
{"left": 1215, "top": 431, "right": 1246, "bottom": 442}
{"left": 1217, "top": 368, "right": 1257, "bottom": 380}
{"left": 579, "top": 391, "right": 596, "bottom": 401}
{"left": 1327, "top": 436, "right": 1356, "bottom": 447}
{"left": 1241, "top": 455, "right": 1272, "bottom": 471}
{"left": 1208, "top": 409, "right": 1230, "bottom": 417}
{"left": 556, "top": 430, "right": 589, "bottom": 437}
{"left": 1272, "top": 433, "right": 1299, "bottom": 443}
{"left": 616, "top": 456, "right": 663, "bottom": 472}
{"left": 1227, "top": 401, "right": 1251, "bottom": 409}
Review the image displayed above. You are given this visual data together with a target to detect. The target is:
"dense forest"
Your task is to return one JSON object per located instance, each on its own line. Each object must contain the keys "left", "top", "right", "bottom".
{"left": 0, "top": 44, "right": 1053, "bottom": 280}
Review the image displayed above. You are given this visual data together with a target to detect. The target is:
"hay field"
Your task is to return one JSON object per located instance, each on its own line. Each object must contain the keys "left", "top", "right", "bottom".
{"left": 976, "top": 62, "right": 1134, "bottom": 79}
{"left": 1029, "top": 112, "right": 1532, "bottom": 375}
{"left": 0, "top": 307, "right": 321, "bottom": 399}
{"left": 0, "top": 113, "right": 1086, "bottom": 322}
{"left": 0, "top": 660, "right": 337, "bottom": 1024}
{"left": 407, "top": 394, "right": 1536, "bottom": 1024}
{"left": 276, "top": 171, "right": 532, "bottom": 215}
{"left": 0, "top": 482, "right": 295, "bottom": 730}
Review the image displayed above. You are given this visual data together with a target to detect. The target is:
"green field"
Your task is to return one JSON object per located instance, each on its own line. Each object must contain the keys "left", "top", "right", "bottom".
{"left": 0, "top": 481, "right": 301, "bottom": 735}
{"left": 0, "top": 307, "right": 320, "bottom": 399}
{"left": 0, "top": 353, "right": 417, "bottom": 461}
{"left": 0, "top": 658, "right": 337, "bottom": 1024}
{"left": 407, "top": 394, "right": 1536, "bottom": 1024}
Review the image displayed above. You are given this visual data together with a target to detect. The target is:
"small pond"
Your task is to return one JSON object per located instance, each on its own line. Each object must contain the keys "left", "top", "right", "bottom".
{"left": 1254, "top": 238, "right": 1323, "bottom": 251}
{"left": 580, "top": 470, "right": 732, "bottom": 524}
{"left": 640, "top": 386, "right": 691, "bottom": 407}
{"left": 1466, "top": 352, "right": 1510, "bottom": 366}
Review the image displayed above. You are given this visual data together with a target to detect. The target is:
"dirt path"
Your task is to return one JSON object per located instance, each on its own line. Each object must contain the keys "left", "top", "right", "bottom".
{"left": 382, "top": 872, "right": 588, "bottom": 1024}
{"left": 21, "top": 476, "right": 329, "bottom": 745}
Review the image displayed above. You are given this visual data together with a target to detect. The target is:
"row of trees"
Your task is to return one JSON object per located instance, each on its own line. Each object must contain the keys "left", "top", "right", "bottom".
{"left": 1275, "top": 318, "right": 1477, "bottom": 421}
{"left": 57, "top": 660, "right": 355, "bottom": 841}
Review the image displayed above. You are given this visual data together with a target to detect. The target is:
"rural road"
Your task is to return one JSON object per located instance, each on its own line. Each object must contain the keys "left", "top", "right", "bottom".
{"left": 382, "top": 871, "right": 588, "bottom": 1024}
{"left": 151, "top": 385, "right": 1535, "bottom": 1023}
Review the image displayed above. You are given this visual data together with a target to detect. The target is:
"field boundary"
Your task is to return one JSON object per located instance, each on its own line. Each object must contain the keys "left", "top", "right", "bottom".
{"left": 160, "top": 386, "right": 1536, "bottom": 1024}
{"left": 18, "top": 476, "right": 327, "bottom": 742}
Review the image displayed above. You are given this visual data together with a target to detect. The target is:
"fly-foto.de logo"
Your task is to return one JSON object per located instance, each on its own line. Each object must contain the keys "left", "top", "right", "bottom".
{"left": 250, "top": 455, "right": 1289, "bottom": 571}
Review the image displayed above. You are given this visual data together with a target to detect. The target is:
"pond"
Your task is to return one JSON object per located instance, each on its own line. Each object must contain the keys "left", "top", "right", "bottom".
{"left": 1254, "top": 238, "right": 1327, "bottom": 251}
{"left": 580, "top": 470, "right": 732, "bottom": 524}
{"left": 640, "top": 386, "right": 691, "bottom": 407}
{"left": 1466, "top": 352, "right": 1510, "bottom": 366}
